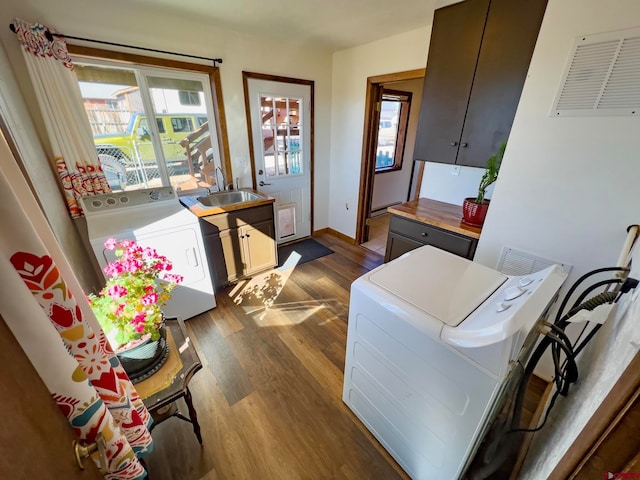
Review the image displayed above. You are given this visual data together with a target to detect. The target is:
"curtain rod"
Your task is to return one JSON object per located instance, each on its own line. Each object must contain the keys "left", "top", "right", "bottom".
{"left": 9, "top": 23, "right": 223, "bottom": 67}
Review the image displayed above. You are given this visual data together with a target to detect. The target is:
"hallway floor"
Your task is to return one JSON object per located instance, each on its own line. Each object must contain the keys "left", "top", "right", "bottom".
{"left": 360, "top": 213, "right": 390, "bottom": 255}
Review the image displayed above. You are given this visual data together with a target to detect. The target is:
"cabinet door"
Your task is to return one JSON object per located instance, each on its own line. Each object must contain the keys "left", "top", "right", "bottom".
{"left": 384, "top": 232, "right": 424, "bottom": 263}
{"left": 413, "top": 0, "right": 490, "bottom": 164}
{"left": 241, "top": 220, "right": 277, "bottom": 276}
{"left": 456, "top": 0, "right": 547, "bottom": 167}
{"left": 205, "top": 228, "right": 244, "bottom": 286}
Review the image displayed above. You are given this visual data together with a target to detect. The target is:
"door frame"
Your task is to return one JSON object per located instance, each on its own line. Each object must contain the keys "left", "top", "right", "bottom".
{"left": 355, "top": 68, "right": 425, "bottom": 245}
{"left": 242, "top": 71, "right": 315, "bottom": 236}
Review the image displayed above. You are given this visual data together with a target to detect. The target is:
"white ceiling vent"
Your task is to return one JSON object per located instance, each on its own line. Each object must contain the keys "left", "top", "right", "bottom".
{"left": 551, "top": 28, "right": 640, "bottom": 116}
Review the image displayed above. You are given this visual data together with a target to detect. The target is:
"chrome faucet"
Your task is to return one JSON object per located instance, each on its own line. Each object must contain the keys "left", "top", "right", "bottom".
{"left": 211, "top": 167, "right": 237, "bottom": 192}
{"left": 214, "top": 166, "right": 225, "bottom": 192}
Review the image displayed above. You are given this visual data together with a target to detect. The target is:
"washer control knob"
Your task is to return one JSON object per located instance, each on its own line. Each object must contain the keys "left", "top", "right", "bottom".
{"left": 518, "top": 277, "right": 533, "bottom": 287}
{"left": 504, "top": 286, "right": 526, "bottom": 301}
{"left": 497, "top": 302, "right": 511, "bottom": 312}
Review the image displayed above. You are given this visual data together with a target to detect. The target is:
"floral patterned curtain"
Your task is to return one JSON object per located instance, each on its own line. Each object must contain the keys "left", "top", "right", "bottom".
{"left": 0, "top": 127, "right": 151, "bottom": 476}
{"left": 11, "top": 18, "right": 110, "bottom": 218}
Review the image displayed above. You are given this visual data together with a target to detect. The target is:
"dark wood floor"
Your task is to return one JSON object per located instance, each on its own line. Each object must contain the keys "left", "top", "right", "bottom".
{"left": 143, "top": 233, "right": 546, "bottom": 480}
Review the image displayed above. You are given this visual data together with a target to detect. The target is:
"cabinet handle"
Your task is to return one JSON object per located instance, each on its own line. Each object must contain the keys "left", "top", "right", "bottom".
{"left": 246, "top": 233, "right": 251, "bottom": 238}
{"left": 240, "top": 234, "right": 245, "bottom": 239}
{"left": 259, "top": 181, "right": 271, "bottom": 186}
{"left": 461, "top": 142, "right": 468, "bottom": 148}
{"left": 421, "top": 232, "right": 428, "bottom": 237}
{"left": 450, "top": 141, "right": 458, "bottom": 146}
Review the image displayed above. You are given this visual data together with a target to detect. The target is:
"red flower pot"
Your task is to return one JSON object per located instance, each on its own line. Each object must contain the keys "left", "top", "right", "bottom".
{"left": 462, "top": 198, "right": 490, "bottom": 227}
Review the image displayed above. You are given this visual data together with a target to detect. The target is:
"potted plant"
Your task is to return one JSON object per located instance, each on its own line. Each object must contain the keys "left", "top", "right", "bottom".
{"left": 88, "top": 238, "right": 183, "bottom": 381}
{"left": 462, "top": 141, "right": 506, "bottom": 227}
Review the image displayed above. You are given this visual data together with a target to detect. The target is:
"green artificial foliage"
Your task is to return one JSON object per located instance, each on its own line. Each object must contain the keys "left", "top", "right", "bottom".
{"left": 475, "top": 141, "right": 506, "bottom": 204}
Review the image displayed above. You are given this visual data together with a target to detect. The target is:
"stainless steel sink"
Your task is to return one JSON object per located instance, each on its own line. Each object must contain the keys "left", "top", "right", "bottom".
{"left": 196, "top": 190, "right": 263, "bottom": 208}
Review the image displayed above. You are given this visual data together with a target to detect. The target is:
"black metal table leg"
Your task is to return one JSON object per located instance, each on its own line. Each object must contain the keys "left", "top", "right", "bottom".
{"left": 184, "top": 387, "right": 202, "bottom": 445}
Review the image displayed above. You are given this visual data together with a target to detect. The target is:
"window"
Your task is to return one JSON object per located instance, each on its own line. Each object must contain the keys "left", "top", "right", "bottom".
{"left": 69, "top": 46, "right": 228, "bottom": 192}
{"left": 261, "top": 96, "right": 303, "bottom": 178}
{"left": 375, "top": 90, "right": 412, "bottom": 173}
{"left": 171, "top": 117, "right": 194, "bottom": 133}
{"left": 179, "top": 90, "right": 201, "bottom": 106}
{"left": 139, "top": 117, "right": 166, "bottom": 134}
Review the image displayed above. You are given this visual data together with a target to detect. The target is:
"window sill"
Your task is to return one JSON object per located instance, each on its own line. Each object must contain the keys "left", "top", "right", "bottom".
{"left": 375, "top": 166, "right": 402, "bottom": 174}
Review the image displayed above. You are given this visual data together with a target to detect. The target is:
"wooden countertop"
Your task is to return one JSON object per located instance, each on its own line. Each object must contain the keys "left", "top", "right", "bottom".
{"left": 388, "top": 198, "right": 482, "bottom": 239}
{"left": 179, "top": 189, "right": 275, "bottom": 217}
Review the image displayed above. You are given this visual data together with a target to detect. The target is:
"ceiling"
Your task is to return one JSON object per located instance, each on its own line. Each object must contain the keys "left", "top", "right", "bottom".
{"left": 128, "top": 0, "right": 448, "bottom": 51}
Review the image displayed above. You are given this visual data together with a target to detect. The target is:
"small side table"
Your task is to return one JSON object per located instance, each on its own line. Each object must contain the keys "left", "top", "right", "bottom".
{"left": 134, "top": 317, "right": 203, "bottom": 444}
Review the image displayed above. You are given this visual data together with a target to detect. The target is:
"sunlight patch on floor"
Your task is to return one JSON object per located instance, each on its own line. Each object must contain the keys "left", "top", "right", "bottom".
{"left": 250, "top": 303, "right": 325, "bottom": 327}
{"left": 227, "top": 250, "right": 341, "bottom": 327}
{"left": 228, "top": 251, "right": 304, "bottom": 326}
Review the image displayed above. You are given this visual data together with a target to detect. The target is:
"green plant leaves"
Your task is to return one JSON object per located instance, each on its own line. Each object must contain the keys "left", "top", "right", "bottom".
{"left": 476, "top": 141, "right": 506, "bottom": 204}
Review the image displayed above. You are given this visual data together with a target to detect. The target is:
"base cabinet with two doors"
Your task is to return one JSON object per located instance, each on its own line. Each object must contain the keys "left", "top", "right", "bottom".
{"left": 199, "top": 204, "right": 277, "bottom": 289}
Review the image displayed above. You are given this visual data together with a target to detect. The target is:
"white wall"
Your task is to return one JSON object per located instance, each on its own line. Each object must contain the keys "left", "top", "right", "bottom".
{"left": 471, "top": 0, "right": 640, "bottom": 381}
{"left": 0, "top": 0, "right": 333, "bottom": 237}
{"left": 474, "top": 0, "right": 640, "bottom": 276}
{"left": 371, "top": 78, "right": 423, "bottom": 211}
{"left": 419, "top": 162, "right": 491, "bottom": 206}
{"left": 471, "top": 0, "right": 640, "bottom": 403}
{"left": 329, "top": 28, "right": 430, "bottom": 238}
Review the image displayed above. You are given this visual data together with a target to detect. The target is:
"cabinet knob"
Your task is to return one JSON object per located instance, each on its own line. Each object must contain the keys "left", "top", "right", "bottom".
{"left": 461, "top": 142, "right": 468, "bottom": 148}
{"left": 450, "top": 141, "right": 458, "bottom": 146}
{"left": 246, "top": 233, "right": 251, "bottom": 238}
{"left": 421, "top": 232, "right": 428, "bottom": 237}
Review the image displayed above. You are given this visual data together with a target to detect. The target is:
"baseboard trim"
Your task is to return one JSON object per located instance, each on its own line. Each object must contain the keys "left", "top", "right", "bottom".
{"left": 371, "top": 202, "right": 400, "bottom": 216}
{"left": 313, "top": 228, "right": 356, "bottom": 245}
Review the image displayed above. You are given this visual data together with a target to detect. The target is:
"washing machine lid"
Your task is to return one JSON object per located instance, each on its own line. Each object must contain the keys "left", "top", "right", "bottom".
{"left": 369, "top": 246, "right": 507, "bottom": 327}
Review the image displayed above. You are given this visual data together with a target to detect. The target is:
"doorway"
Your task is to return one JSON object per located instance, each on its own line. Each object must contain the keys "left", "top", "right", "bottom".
{"left": 356, "top": 69, "right": 425, "bottom": 248}
{"left": 243, "top": 72, "right": 314, "bottom": 244}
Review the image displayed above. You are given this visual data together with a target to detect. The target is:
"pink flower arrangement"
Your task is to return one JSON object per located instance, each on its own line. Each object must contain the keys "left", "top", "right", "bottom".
{"left": 87, "top": 238, "right": 183, "bottom": 349}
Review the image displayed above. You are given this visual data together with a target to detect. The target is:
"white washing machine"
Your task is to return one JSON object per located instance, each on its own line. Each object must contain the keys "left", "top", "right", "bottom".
{"left": 343, "top": 245, "right": 567, "bottom": 480}
{"left": 80, "top": 187, "right": 215, "bottom": 320}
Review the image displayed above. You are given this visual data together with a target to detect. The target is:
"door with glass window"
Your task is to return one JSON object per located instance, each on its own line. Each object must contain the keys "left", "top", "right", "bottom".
{"left": 246, "top": 77, "right": 312, "bottom": 244}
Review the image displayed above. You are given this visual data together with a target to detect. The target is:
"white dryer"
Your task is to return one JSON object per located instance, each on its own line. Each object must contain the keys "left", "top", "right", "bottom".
{"left": 343, "top": 245, "right": 566, "bottom": 480}
{"left": 81, "top": 187, "right": 215, "bottom": 320}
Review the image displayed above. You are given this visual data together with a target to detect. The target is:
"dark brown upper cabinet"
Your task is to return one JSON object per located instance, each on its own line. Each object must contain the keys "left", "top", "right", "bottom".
{"left": 413, "top": 0, "right": 547, "bottom": 168}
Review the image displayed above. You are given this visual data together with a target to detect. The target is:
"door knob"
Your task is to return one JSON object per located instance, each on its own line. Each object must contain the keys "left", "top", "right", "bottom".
{"left": 73, "top": 432, "right": 107, "bottom": 471}
{"left": 259, "top": 181, "right": 271, "bottom": 186}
